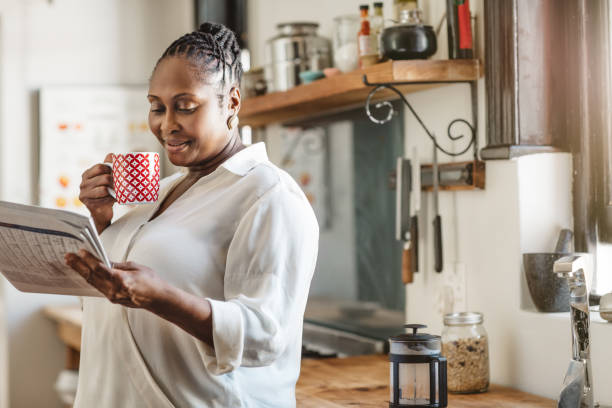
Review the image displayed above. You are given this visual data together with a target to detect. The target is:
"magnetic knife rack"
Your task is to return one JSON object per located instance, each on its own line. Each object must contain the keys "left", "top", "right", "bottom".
{"left": 363, "top": 73, "right": 486, "bottom": 191}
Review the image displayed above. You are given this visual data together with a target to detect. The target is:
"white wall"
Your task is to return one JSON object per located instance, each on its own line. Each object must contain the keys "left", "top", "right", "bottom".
{"left": 0, "top": 1, "right": 193, "bottom": 406}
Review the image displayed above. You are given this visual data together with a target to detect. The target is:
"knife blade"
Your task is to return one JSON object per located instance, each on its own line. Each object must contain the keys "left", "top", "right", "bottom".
{"left": 433, "top": 146, "right": 443, "bottom": 273}
{"left": 410, "top": 147, "right": 420, "bottom": 273}
{"left": 396, "top": 157, "right": 413, "bottom": 284}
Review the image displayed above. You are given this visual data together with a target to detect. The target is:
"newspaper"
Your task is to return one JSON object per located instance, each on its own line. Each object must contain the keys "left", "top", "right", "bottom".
{"left": 0, "top": 201, "right": 108, "bottom": 296}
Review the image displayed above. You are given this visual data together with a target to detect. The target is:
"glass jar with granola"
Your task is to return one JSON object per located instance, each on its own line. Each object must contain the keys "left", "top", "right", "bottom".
{"left": 441, "top": 312, "right": 490, "bottom": 393}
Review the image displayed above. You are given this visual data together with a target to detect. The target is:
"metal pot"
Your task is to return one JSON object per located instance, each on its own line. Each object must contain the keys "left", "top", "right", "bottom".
{"left": 264, "top": 22, "right": 332, "bottom": 92}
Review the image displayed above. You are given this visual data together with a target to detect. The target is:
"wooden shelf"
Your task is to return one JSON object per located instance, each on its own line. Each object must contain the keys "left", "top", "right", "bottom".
{"left": 240, "top": 59, "right": 482, "bottom": 128}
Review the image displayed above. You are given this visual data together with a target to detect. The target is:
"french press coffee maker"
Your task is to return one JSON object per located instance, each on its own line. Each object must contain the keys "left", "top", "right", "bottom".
{"left": 389, "top": 324, "right": 447, "bottom": 407}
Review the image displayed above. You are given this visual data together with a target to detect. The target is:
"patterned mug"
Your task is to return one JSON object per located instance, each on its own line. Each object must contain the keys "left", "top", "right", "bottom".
{"left": 104, "top": 152, "right": 160, "bottom": 205}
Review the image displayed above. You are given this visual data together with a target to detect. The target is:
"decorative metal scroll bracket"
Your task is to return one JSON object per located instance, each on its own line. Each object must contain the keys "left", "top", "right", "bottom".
{"left": 362, "top": 74, "right": 477, "bottom": 159}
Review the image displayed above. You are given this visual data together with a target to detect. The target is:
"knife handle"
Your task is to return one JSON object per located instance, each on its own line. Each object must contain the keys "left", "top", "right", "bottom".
{"left": 433, "top": 215, "right": 443, "bottom": 272}
{"left": 402, "top": 242, "right": 413, "bottom": 284}
{"left": 410, "top": 215, "right": 419, "bottom": 273}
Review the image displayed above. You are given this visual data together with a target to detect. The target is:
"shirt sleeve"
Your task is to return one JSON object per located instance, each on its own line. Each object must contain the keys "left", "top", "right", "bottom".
{"left": 196, "top": 182, "right": 319, "bottom": 375}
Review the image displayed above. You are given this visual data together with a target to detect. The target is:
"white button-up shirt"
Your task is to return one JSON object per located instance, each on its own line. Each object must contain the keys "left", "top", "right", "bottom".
{"left": 74, "top": 143, "right": 319, "bottom": 408}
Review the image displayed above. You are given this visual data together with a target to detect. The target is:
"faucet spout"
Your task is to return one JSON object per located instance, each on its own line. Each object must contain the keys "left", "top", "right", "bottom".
{"left": 553, "top": 255, "right": 593, "bottom": 408}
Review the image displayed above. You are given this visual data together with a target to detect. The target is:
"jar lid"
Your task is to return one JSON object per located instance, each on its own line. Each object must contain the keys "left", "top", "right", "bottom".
{"left": 399, "top": 8, "right": 424, "bottom": 25}
{"left": 444, "top": 312, "right": 484, "bottom": 326}
{"left": 389, "top": 324, "right": 440, "bottom": 342}
{"left": 276, "top": 22, "right": 319, "bottom": 36}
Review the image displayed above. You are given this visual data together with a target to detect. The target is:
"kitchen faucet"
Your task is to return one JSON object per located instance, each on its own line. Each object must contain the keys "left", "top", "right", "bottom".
{"left": 553, "top": 255, "right": 594, "bottom": 408}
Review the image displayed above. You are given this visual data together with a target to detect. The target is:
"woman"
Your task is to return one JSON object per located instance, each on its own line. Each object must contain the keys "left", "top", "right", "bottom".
{"left": 65, "top": 22, "right": 319, "bottom": 408}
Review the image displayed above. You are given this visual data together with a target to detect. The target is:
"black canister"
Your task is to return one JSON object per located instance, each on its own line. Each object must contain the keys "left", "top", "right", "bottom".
{"left": 389, "top": 324, "right": 447, "bottom": 407}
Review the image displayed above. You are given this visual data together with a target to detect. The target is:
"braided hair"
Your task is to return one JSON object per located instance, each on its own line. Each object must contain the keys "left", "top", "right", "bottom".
{"left": 155, "top": 22, "right": 243, "bottom": 94}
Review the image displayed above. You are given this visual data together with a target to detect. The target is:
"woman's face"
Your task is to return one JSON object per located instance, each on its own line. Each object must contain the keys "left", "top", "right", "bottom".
{"left": 147, "top": 56, "right": 238, "bottom": 168}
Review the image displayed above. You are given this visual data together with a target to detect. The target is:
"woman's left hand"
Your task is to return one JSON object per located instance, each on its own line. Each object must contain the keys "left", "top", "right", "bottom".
{"left": 65, "top": 249, "right": 166, "bottom": 309}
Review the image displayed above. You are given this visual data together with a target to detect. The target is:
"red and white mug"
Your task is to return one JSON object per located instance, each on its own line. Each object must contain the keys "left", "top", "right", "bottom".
{"left": 104, "top": 152, "right": 160, "bottom": 205}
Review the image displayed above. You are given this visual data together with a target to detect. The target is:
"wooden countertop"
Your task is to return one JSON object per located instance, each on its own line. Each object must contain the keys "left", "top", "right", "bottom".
{"left": 296, "top": 355, "right": 555, "bottom": 407}
{"left": 44, "top": 306, "right": 555, "bottom": 407}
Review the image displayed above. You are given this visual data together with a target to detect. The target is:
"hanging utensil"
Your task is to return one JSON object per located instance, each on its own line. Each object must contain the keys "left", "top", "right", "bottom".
{"left": 396, "top": 157, "right": 413, "bottom": 284}
{"left": 410, "top": 147, "right": 420, "bottom": 273}
{"left": 433, "top": 145, "right": 443, "bottom": 273}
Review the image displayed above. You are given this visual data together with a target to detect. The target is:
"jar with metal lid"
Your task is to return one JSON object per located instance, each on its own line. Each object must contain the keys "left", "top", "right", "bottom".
{"left": 441, "top": 312, "right": 489, "bottom": 393}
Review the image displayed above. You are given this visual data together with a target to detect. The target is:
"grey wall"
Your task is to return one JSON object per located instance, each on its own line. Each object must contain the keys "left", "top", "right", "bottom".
{"left": 353, "top": 110, "right": 404, "bottom": 310}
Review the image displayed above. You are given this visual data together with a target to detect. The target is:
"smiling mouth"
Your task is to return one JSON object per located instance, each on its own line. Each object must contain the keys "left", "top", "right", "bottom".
{"left": 165, "top": 140, "right": 191, "bottom": 152}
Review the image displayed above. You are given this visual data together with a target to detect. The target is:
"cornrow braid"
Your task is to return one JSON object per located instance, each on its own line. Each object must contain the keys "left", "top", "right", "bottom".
{"left": 156, "top": 22, "right": 243, "bottom": 88}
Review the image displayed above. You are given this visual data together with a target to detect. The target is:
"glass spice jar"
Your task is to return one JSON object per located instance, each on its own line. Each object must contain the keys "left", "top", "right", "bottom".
{"left": 441, "top": 312, "right": 490, "bottom": 393}
{"left": 332, "top": 15, "right": 360, "bottom": 72}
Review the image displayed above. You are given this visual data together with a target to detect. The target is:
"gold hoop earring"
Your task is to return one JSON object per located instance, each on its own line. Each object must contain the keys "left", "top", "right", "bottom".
{"left": 227, "top": 115, "right": 239, "bottom": 130}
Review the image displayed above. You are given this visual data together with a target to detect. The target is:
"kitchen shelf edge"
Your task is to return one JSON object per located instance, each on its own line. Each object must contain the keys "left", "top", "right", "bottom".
{"left": 240, "top": 59, "right": 482, "bottom": 128}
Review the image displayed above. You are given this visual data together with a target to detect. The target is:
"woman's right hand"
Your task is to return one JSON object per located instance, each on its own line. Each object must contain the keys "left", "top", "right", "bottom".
{"left": 79, "top": 153, "right": 115, "bottom": 234}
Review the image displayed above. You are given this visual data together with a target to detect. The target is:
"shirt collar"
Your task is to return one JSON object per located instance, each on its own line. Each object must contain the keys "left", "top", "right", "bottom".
{"left": 220, "top": 142, "right": 269, "bottom": 176}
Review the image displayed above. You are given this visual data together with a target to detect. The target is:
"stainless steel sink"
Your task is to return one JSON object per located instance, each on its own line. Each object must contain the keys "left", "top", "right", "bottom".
{"left": 302, "top": 321, "right": 386, "bottom": 358}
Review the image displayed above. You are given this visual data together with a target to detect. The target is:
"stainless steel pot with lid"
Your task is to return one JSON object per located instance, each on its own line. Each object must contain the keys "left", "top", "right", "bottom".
{"left": 264, "top": 22, "right": 332, "bottom": 92}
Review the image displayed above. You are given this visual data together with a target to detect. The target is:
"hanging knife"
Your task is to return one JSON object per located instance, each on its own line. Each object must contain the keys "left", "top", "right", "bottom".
{"left": 396, "top": 157, "right": 413, "bottom": 284}
{"left": 411, "top": 147, "right": 420, "bottom": 273}
{"left": 433, "top": 145, "right": 443, "bottom": 272}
